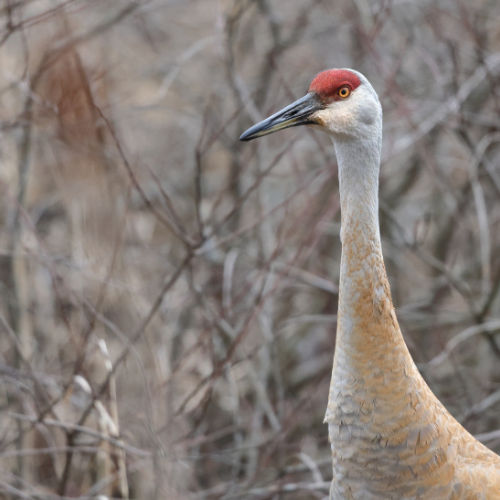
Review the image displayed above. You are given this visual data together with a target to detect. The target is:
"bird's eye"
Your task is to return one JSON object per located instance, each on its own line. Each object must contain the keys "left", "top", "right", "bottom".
{"left": 338, "top": 86, "right": 351, "bottom": 98}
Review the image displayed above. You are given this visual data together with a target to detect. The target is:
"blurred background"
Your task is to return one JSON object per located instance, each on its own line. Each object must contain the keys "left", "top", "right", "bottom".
{"left": 1, "top": 0, "right": 500, "bottom": 498}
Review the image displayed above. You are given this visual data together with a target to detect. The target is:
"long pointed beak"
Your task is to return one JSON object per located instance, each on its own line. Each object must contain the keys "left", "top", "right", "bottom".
{"left": 240, "top": 93, "right": 322, "bottom": 141}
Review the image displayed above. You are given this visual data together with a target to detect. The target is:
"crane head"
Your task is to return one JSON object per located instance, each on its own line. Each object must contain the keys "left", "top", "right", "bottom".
{"left": 240, "top": 69, "right": 381, "bottom": 142}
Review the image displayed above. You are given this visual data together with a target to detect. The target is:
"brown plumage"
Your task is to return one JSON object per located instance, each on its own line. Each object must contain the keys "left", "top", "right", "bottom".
{"left": 241, "top": 68, "right": 500, "bottom": 499}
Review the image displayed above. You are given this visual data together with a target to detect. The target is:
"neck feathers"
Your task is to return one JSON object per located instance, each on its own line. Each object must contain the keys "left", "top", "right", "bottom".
{"left": 331, "top": 136, "right": 401, "bottom": 371}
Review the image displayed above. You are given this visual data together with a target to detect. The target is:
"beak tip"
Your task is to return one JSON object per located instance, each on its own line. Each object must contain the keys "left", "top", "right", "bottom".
{"left": 239, "top": 125, "right": 259, "bottom": 142}
{"left": 239, "top": 131, "right": 251, "bottom": 142}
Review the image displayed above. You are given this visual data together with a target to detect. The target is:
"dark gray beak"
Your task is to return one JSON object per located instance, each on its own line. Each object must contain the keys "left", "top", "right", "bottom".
{"left": 240, "top": 93, "right": 322, "bottom": 141}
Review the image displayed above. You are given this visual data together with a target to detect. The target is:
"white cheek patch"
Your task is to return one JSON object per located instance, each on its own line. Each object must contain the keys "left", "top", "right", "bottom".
{"left": 335, "top": 109, "right": 357, "bottom": 130}
{"left": 312, "top": 108, "right": 356, "bottom": 133}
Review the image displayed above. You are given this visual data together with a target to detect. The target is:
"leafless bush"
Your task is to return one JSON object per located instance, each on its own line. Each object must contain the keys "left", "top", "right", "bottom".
{"left": 0, "top": 0, "right": 499, "bottom": 498}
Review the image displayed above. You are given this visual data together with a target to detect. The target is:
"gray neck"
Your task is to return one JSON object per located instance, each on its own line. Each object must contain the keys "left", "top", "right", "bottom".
{"left": 334, "top": 135, "right": 382, "bottom": 247}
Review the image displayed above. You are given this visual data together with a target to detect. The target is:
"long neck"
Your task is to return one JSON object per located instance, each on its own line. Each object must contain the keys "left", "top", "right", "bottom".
{"left": 329, "top": 135, "right": 418, "bottom": 387}
{"left": 335, "top": 136, "right": 390, "bottom": 347}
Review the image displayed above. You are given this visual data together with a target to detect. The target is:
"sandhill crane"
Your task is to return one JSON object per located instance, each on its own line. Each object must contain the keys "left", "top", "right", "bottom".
{"left": 240, "top": 69, "right": 500, "bottom": 499}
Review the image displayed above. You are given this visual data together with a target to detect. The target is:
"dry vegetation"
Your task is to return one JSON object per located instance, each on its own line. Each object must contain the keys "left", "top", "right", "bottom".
{"left": 1, "top": 0, "right": 500, "bottom": 498}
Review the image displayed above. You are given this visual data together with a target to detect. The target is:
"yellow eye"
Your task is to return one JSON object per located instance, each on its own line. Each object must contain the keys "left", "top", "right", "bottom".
{"left": 338, "top": 86, "right": 351, "bottom": 98}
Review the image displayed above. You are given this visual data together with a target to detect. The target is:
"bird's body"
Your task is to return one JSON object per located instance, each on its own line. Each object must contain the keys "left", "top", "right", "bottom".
{"left": 241, "top": 68, "right": 500, "bottom": 498}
